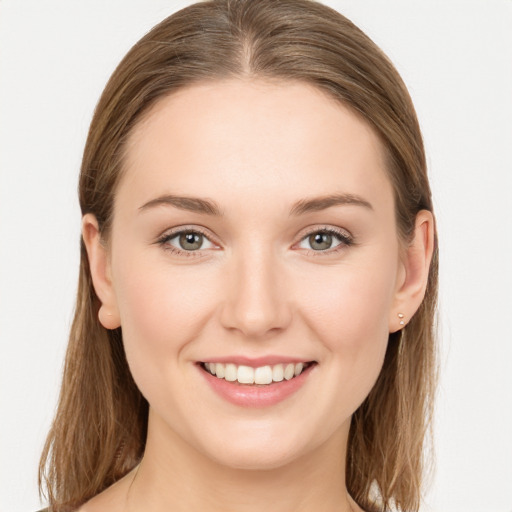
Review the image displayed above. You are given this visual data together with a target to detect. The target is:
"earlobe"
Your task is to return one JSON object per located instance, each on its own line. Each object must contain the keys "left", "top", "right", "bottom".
{"left": 390, "top": 210, "right": 435, "bottom": 333}
{"left": 82, "top": 214, "right": 121, "bottom": 330}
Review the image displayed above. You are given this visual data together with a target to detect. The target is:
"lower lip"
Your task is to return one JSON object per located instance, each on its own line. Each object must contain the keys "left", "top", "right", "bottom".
{"left": 199, "top": 364, "right": 315, "bottom": 407}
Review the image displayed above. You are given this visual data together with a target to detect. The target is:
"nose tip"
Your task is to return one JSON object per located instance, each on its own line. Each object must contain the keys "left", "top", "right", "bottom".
{"left": 219, "top": 256, "right": 292, "bottom": 339}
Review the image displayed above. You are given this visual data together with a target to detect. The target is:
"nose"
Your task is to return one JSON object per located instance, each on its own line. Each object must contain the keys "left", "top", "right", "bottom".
{"left": 219, "top": 246, "right": 292, "bottom": 339}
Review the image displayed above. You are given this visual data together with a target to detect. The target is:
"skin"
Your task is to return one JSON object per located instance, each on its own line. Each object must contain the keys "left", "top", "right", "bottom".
{"left": 81, "top": 79, "right": 434, "bottom": 512}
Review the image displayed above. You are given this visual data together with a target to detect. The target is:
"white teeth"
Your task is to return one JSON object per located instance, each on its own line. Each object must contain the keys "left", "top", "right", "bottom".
{"left": 225, "top": 363, "right": 237, "bottom": 382}
{"left": 254, "top": 365, "right": 273, "bottom": 385}
{"left": 284, "top": 363, "right": 295, "bottom": 380}
{"left": 237, "top": 365, "right": 254, "bottom": 384}
{"left": 215, "top": 363, "right": 225, "bottom": 378}
{"left": 204, "top": 361, "right": 309, "bottom": 385}
{"left": 272, "top": 364, "right": 284, "bottom": 382}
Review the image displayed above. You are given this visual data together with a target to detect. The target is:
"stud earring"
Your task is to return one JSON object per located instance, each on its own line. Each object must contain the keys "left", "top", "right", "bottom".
{"left": 98, "top": 305, "right": 120, "bottom": 330}
{"left": 398, "top": 312, "right": 405, "bottom": 326}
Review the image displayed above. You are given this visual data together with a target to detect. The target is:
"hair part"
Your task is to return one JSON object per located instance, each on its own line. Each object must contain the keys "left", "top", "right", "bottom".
{"left": 40, "top": 1, "right": 438, "bottom": 511}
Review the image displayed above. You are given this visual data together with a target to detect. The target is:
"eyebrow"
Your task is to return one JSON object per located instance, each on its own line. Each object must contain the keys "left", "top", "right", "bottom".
{"left": 289, "top": 193, "right": 373, "bottom": 215}
{"left": 138, "top": 192, "right": 373, "bottom": 216}
{"left": 139, "top": 195, "right": 222, "bottom": 216}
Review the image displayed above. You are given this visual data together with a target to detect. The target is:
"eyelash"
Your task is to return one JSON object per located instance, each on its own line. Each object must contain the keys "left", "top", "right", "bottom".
{"left": 156, "top": 225, "right": 354, "bottom": 258}
{"left": 297, "top": 227, "right": 354, "bottom": 256}
{"left": 156, "top": 226, "right": 215, "bottom": 259}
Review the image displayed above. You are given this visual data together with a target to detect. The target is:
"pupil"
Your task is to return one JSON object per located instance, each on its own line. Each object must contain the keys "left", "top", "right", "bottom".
{"left": 310, "top": 232, "right": 332, "bottom": 250}
{"left": 179, "top": 232, "right": 202, "bottom": 250}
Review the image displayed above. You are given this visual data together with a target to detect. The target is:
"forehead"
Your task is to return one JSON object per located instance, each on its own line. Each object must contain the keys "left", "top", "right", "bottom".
{"left": 119, "top": 79, "right": 393, "bottom": 215}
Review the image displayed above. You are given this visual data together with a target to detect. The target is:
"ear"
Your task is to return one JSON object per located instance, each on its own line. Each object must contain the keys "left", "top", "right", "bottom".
{"left": 390, "top": 210, "right": 435, "bottom": 332}
{"left": 82, "top": 213, "right": 121, "bottom": 330}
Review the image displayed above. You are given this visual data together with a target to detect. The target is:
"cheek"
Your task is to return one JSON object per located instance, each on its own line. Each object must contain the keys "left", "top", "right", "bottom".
{"left": 301, "top": 262, "right": 397, "bottom": 347}
{"left": 111, "top": 251, "right": 218, "bottom": 377}
{"left": 297, "top": 262, "right": 396, "bottom": 418}
{"left": 299, "top": 255, "right": 397, "bottom": 400}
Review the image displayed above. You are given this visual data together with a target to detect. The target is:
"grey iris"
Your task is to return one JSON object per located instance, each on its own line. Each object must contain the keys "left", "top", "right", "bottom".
{"left": 180, "top": 232, "right": 203, "bottom": 250}
{"left": 309, "top": 232, "right": 332, "bottom": 250}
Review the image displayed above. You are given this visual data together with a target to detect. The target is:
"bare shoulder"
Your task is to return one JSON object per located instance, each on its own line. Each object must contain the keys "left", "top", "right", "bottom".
{"left": 77, "top": 469, "right": 136, "bottom": 512}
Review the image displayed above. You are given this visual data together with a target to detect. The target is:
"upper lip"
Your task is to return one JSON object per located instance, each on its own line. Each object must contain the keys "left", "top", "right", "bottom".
{"left": 199, "top": 356, "right": 315, "bottom": 367}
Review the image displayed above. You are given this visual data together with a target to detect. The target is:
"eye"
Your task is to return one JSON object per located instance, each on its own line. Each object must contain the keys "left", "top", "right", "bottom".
{"left": 174, "top": 232, "right": 209, "bottom": 251}
{"left": 157, "top": 228, "right": 217, "bottom": 254}
{"left": 297, "top": 228, "right": 353, "bottom": 252}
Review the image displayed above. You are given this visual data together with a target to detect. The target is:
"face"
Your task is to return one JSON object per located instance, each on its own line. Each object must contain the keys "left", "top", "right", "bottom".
{"left": 97, "top": 80, "right": 407, "bottom": 469}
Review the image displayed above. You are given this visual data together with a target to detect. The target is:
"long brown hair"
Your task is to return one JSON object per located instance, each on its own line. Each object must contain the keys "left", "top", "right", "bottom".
{"left": 39, "top": 1, "right": 438, "bottom": 510}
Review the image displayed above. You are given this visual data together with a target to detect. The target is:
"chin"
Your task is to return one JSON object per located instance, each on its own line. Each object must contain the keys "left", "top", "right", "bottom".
{"left": 204, "top": 441, "right": 303, "bottom": 471}
{"left": 190, "top": 418, "right": 331, "bottom": 472}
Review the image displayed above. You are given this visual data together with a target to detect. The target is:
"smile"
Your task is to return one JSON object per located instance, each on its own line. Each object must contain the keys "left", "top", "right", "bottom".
{"left": 198, "top": 360, "right": 317, "bottom": 407}
{"left": 202, "top": 362, "right": 312, "bottom": 385}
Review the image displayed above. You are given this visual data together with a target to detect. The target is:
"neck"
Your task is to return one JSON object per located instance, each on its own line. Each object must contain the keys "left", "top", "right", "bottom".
{"left": 126, "top": 409, "right": 355, "bottom": 512}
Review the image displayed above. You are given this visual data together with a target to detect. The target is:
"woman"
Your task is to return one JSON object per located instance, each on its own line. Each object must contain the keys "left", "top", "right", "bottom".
{"left": 39, "top": 0, "right": 438, "bottom": 511}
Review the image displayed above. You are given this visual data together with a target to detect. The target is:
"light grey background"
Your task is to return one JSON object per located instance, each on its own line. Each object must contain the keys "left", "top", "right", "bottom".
{"left": 1, "top": 1, "right": 511, "bottom": 511}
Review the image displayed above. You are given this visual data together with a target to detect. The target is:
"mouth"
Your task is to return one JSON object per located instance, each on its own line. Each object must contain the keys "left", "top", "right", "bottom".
{"left": 200, "top": 361, "right": 316, "bottom": 386}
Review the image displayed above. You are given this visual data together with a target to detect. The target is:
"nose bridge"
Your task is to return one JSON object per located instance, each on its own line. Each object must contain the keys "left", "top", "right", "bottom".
{"left": 220, "top": 240, "right": 291, "bottom": 338}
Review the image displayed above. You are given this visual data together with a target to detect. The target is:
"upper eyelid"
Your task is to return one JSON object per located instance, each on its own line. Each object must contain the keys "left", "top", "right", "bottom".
{"left": 298, "top": 224, "right": 352, "bottom": 237}
{"left": 157, "top": 225, "right": 218, "bottom": 242}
